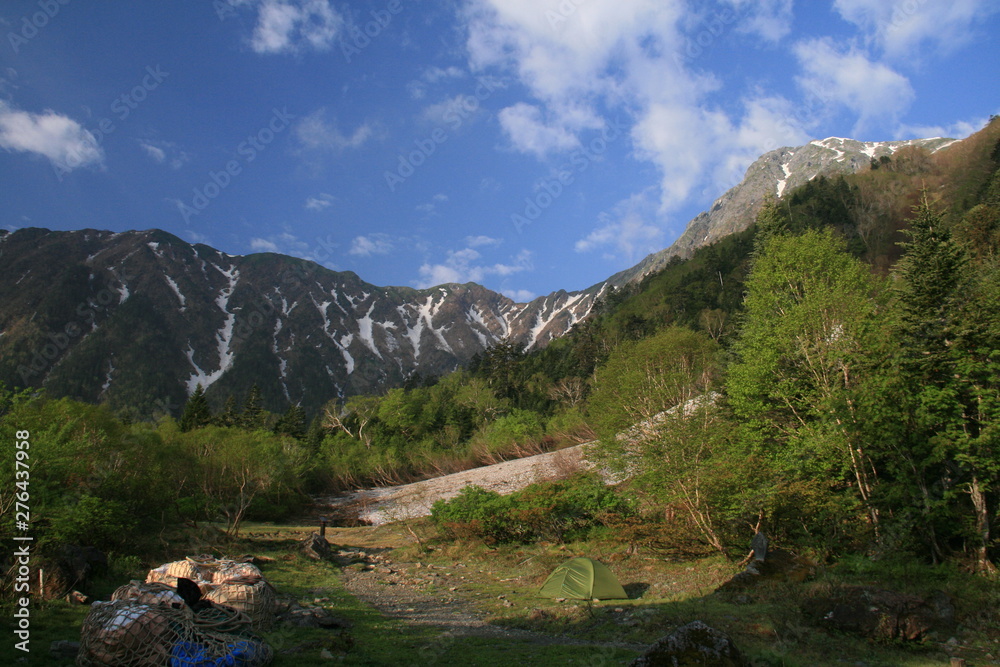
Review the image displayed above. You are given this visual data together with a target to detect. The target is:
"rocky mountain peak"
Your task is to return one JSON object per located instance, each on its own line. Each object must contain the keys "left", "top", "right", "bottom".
{"left": 611, "top": 136, "right": 956, "bottom": 284}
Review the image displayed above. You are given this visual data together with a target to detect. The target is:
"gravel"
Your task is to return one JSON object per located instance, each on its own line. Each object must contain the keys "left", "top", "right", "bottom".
{"left": 338, "top": 549, "right": 647, "bottom": 651}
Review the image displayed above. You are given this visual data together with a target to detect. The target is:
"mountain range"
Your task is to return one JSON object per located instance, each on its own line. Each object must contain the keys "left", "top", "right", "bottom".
{"left": 0, "top": 134, "right": 959, "bottom": 417}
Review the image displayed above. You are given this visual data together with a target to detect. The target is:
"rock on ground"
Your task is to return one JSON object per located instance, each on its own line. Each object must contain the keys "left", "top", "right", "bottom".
{"left": 802, "top": 586, "right": 954, "bottom": 641}
{"left": 630, "top": 620, "right": 749, "bottom": 666}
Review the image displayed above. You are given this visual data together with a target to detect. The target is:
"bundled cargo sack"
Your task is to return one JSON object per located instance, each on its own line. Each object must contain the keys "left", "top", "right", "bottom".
{"left": 140, "top": 556, "right": 277, "bottom": 631}
{"left": 211, "top": 562, "right": 263, "bottom": 584}
{"left": 112, "top": 581, "right": 188, "bottom": 608}
{"left": 76, "top": 600, "right": 189, "bottom": 666}
{"left": 77, "top": 599, "right": 273, "bottom": 667}
{"left": 147, "top": 559, "right": 207, "bottom": 588}
{"left": 204, "top": 576, "right": 276, "bottom": 631}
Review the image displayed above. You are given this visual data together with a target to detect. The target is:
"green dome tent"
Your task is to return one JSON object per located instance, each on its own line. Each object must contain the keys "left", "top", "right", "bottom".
{"left": 538, "top": 557, "right": 628, "bottom": 600}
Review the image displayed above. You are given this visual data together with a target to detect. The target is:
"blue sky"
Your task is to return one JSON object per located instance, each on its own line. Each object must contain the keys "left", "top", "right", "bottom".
{"left": 1, "top": 0, "right": 998, "bottom": 300}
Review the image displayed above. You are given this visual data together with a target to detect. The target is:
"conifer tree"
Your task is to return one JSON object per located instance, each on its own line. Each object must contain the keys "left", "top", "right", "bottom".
{"left": 179, "top": 384, "right": 212, "bottom": 432}
{"left": 274, "top": 403, "right": 307, "bottom": 440}
{"left": 895, "top": 192, "right": 966, "bottom": 350}
{"left": 752, "top": 193, "right": 788, "bottom": 256}
{"left": 241, "top": 384, "right": 265, "bottom": 430}
{"left": 878, "top": 195, "right": 963, "bottom": 560}
{"left": 217, "top": 395, "right": 240, "bottom": 427}
{"left": 304, "top": 415, "right": 326, "bottom": 453}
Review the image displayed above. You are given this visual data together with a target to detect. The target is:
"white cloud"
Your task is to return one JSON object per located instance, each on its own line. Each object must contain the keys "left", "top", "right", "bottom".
{"left": 242, "top": 0, "right": 344, "bottom": 54}
{"left": 794, "top": 37, "right": 914, "bottom": 136}
{"left": 305, "top": 193, "right": 334, "bottom": 210}
{"left": 722, "top": 0, "right": 794, "bottom": 43}
{"left": 833, "top": 0, "right": 1000, "bottom": 60}
{"left": 139, "top": 139, "right": 189, "bottom": 169}
{"left": 461, "top": 0, "right": 788, "bottom": 210}
{"left": 350, "top": 234, "right": 395, "bottom": 256}
{"left": 250, "top": 237, "right": 280, "bottom": 252}
{"left": 713, "top": 95, "right": 811, "bottom": 192}
{"left": 0, "top": 100, "right": 103, "bottom": 171}
{"left": 465, "top": 235, "right": 502, "bottom": 247}
{"left": 416, "top": 193, "right": 450, "bottom": 217}
{"left": 416, "top": 246, "right": 532, "bottom": 288}
{"left": 899, "top": 116, "right": 994, "bottom": 141}
{"left": 498, "top": 103, "right": 583, "bottom": 157}
{"left": 408, "top": 65, "right": 466, "bottom": 99}
{"left": 183, "top": 230, "right": 210, "bottom": 245}
{"left": 140, "top": 142, "right": 165, "bottom": 163}
{"left": 479, "top": 176, "right": 502, "bottom": 193}
{"left": 295, "top": 109, "right": 376, "bottom": 151}
{"left": 503, "top": 288, "right": 537, "bottom": 302}
{"left": 466, "top": 0, "right": 650, "bottom": 154}
{"left": 247, "top": 231, "right": 326, "bottom": 262}
{"left": 575, "top": 190, "right": 664, "bottom": 262}
{"left": 420, "top": 94, "right": 480, "bottom": 127}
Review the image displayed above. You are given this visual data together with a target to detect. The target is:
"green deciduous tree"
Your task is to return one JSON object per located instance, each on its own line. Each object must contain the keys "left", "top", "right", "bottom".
{"left": 182, "top": 426, "right": 299, "bottom": 536}
{"left": 728, "top": 227, "right": 887, "bottom": 545}
{"left": 588, "top": 326, "right": 722, "bottom": 444}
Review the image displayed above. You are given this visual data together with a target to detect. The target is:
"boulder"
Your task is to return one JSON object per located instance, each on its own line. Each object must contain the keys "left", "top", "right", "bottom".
{"left": 630, "top": 621, "right": 749, "bottom": 666}
{"left": 802, "top": 587, "right": 953, "bottom": 641}
{"left": 302, "top": 533, "right": 334, "bottom": 561}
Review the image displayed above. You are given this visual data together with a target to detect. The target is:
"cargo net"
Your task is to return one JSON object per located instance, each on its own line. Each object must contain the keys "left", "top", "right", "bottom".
{"left": 75, "top": 597, "right": 273, "bottom": 667}
{"left": 145, "top": 558, "right": 276, "bottom": 631}
{"left": 77, "top": 556, "right": 278, "bottom": 667}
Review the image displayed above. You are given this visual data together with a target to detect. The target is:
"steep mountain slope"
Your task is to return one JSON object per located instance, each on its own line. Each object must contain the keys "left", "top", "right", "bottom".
{"left": 0, "top": 132, "right": 973, "bottom": 418}
{"left": 0, "top": 228, "right": 602, "bottom": 416}
{"left": 610, "top": 136, "right": 956, "bottom": 284}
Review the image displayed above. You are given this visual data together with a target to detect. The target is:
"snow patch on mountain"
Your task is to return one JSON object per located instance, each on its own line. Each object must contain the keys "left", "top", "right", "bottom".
{"left": 164, "top": 274, "right": 186, "bottom": 308}
{"left": 185, "top": 265, "right": 240, "bottom": 394}
{"left": 356, "top": 305, "right": 381, "bottom": 358}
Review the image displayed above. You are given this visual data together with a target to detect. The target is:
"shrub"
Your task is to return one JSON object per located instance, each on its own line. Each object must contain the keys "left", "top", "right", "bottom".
{"left": 44, "top": 495, "right": 138, "bottom": 554}
{"left": 431, "top": 474, "right": 633, "bottom": 544}
{"left": 431, "top": 486, "right": 516, "bottom": 543}
{"left": 473, "top": 409, "right": 545, "bottom": 459}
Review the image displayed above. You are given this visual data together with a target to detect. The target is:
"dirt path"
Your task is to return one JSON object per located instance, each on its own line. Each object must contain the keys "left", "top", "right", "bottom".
{"left": 338, "top": 551, "right": 648, "bottom": 651}
{"left": 328, "top": 530, "right": 646, "bottom": 652}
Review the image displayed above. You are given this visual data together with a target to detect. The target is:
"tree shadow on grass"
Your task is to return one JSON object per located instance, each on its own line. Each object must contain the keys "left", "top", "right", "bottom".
{"left": 624, "top": 582, "right": 651, "bottom": 599}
